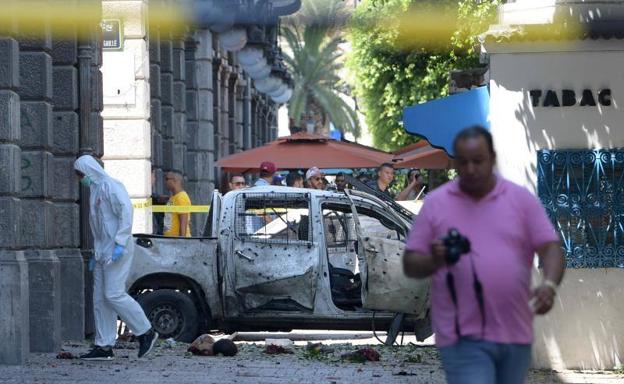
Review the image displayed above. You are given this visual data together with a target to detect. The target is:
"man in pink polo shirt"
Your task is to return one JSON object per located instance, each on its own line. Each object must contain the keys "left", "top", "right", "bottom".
{"left": 403, "top": 126, "right": 565, "bottom": 384}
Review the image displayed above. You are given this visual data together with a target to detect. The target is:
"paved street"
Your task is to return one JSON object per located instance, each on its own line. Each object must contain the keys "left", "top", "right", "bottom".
{"left": 1, "top": 332, "right": 622, "bottom": 384}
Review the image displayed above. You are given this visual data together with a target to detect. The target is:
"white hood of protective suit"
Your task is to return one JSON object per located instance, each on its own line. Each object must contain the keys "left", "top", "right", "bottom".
{"left": 74, "top": 155, "right": 134, "bottom": 264}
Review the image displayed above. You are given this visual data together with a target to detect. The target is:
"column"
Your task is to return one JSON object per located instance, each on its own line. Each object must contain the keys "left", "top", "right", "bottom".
{"left": 51, "top": 11, "right": 84, "bottom": 342}
{"left": 101, "top": 0, "right": 152, "bottom": 234}
{"left": 0, "top": 32, "right": 30, "bottom": 365}
{"left": 18, "top": 11, "right": 62, "bottom": 353}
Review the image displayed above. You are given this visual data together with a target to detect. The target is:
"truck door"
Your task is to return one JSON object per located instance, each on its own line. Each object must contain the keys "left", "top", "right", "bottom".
{"left": 345, "top": 193, "right": 430, "bottom": 316}
{"left": 230, "top": 191, "right": 319, "bottom": 312}
{"left": 203, "top": 190, "right": 222, "bottom": 237}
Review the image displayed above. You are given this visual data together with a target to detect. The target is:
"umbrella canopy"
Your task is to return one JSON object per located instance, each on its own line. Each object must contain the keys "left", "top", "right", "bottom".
{"left": 216, "top": 132, "right": 393, "bottom": 173}
{"left": 391, "top": 140, "right": 453, "bottom": 169}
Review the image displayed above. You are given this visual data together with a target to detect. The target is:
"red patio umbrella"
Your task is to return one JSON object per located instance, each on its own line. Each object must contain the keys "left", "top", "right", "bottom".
{"left": 216, "top": 132, "right": 393, "bottom": 173}
{"left": 391, "top": 140, "right": 453, "bottom": 169}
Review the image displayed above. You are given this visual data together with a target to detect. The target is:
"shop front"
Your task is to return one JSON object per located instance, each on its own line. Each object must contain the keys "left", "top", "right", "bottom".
{"left": 482, "top": 0, "right": 624, "bottom": 370}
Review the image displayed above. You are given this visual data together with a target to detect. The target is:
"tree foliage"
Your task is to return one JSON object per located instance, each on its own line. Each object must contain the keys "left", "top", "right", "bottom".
{"left": 347, "top": 0, "right": 500, "bottom": 151}
{"left": 282, "top": 0, "right": 360, "bottom": 137}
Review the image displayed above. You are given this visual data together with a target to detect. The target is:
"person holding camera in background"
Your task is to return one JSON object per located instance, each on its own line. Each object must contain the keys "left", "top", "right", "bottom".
{"left": 403, "top": 126, "right": 565, "bottom": 384}
{"left": 397, "top": 168, "right": 426, "bottom": 200}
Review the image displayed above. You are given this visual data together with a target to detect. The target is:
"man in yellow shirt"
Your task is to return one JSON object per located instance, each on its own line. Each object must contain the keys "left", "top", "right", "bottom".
{"left": 163, "top": 170, "right": 192, "bottom": 237}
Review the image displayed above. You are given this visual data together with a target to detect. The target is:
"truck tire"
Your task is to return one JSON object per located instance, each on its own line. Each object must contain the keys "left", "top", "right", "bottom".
{"left": 138, "top": 289, "right": 199, "bottom": 343}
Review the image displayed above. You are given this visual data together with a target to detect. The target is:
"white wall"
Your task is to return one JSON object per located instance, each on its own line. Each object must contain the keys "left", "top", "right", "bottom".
{"left": 488, "top": 46, "right": 624, "bottom": 191}
{"left": 101, "top": 0, "right": 152, "bottom": 234}
{"left": 533, "top": 269, "right": 624, "bottom": 370}
{"left": 486, "top": 41, "right": 624, "bottom": 369}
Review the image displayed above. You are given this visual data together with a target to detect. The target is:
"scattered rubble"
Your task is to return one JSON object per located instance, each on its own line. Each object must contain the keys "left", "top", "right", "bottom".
{"left": 264, "top": 339, "right": 295, "bottom": 354}
{"left": 6, "top": 340, "right": 622, "bottom": 384}
{"left": 161, "top": 338, "right": 178, "bottom": 349}
{"left": 55, "top": 351, "right": 75, "bottom": 360}
{"left": 265, "top": 345, "right": 294, "bottom": 355}
{"left": 341, "top": 348, "right": 380, "bottom": 363}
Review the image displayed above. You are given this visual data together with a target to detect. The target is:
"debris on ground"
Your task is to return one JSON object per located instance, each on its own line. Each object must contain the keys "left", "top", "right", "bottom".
{"left": 264, "top": 339, "right": 294, "bottom": 354}
{"left": 162, "top": 338, "right": 177, "bottom": 349}
{"left": 393, "top": 371, "right": 417, "bottom": 376}
{"left": 55, "top": 351, "right": 75, "bottom": 360}
{"left": 306, "top": 342, "right": 334, "bottom": 354}
{"left": 341, "top": 347, "right": 381, "bottom": 363}
{"left": 265, "top": 345, "right": 294, "bottom": 355}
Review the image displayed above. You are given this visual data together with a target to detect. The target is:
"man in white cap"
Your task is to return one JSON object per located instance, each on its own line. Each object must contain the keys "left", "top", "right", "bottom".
{"left": 305, "top": 167, "right": 324, "bottom": 190}
{"left": 74, "top": 154, "right": 158, "bottom": 360}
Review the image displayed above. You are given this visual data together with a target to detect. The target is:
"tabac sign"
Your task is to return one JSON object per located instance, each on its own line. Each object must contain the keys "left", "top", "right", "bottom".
{"left": 529, "top": 89, "right": 612, "bottom": 108}
{"left": 101, "top": 20, "right": 123, "bottom": 50}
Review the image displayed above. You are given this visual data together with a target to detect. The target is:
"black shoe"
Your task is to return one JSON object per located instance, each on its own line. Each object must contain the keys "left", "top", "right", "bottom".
{"left": 80, "top": 346, "right": 114, "bottom": 361}
{"left": 137, "top": 329, "right": 159, "bottom": 358}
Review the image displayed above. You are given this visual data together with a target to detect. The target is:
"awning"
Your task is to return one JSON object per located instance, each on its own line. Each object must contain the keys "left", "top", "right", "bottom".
{"left": 402, "top": 86, "right": 490, "bottom": 156}
{"left": 392, "top": 140, "right": 453, "bottom": 169}
{"left": 216, "top": 132, "right": 393, "bottom": 173}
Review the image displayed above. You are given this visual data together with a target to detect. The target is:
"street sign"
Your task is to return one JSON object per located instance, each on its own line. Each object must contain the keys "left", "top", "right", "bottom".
{"left": 101, "top": 19, "right": 123, "bottom": 50}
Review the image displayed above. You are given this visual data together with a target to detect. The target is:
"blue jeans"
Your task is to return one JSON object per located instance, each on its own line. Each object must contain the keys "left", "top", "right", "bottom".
{"left": 439, "top": 338, "right": 532, "bottom": 384}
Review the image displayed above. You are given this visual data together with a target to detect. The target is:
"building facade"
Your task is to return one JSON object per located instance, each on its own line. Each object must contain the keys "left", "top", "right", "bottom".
{"left": 483, "top": 0, "right": 624, "bottom": 370}
{"left": 102, "top": 0, "right": 294, "bottom": 235}
{"left": 0, "top": 0, "right": 298, "bottom": 365}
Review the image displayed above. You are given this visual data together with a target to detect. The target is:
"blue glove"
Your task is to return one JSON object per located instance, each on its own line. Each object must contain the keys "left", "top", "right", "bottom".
{"left": 111, "top": 244, "right": 125, "bottom": 262}
{"left": 88, "top": 258, "right": 95, "bottom": 272}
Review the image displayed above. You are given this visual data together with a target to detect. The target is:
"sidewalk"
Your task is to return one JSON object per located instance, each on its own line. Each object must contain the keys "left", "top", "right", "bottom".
{"left": 1, "top": 339, "right": 622, "bottom": 384}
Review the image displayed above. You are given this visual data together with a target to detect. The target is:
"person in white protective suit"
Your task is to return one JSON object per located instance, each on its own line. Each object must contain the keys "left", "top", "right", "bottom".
{"left": 74, "top": 155, "right": 158, "bottom": 360}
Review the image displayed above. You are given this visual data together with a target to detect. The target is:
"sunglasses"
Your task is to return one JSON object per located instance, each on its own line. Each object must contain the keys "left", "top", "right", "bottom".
{"left": 311, "top": 176, "right": 322, "bottom": 181}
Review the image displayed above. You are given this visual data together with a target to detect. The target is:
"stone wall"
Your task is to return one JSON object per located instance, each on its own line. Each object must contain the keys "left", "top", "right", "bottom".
{"left": 0, "top": 0, "right": 102, "bottom": 364}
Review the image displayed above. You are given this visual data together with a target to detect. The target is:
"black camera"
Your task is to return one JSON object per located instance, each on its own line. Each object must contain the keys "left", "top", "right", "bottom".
{"left": 442, "top": 228, "right": 471, "bottom": 265}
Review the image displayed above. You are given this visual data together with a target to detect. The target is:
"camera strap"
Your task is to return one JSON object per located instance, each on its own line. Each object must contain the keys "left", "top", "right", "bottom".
{"left": 445, "top": 272, "right": 461, "bottom": 338}
{"left": 445, "top": 255, "right": 486, "bottom": 339}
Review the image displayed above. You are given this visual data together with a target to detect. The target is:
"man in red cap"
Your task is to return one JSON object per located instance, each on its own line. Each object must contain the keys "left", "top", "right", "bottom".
{"left": 254, "top": 161, "right": 277, "bottom": 186}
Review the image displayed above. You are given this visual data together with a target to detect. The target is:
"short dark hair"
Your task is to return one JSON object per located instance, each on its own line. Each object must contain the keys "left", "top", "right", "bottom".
{"left": 212, "top": 339, "right": 238, "bottom": 357}
{"left": 165, "top": 169, "right": 184, "bottom": 182}
{"left": 377, "top": 163, "right": 394, "bottom": 173}
{"left": 452, "top": 125, "right": 495, "bottom": 155}
{"left": 335, "top": 172, "right": 345, "bottom": 179}
{"left": 285, "top": 171, "right": 303, "bottom": 187}
{"left": 229, "top": 173, "right": 244, "bottom": 182}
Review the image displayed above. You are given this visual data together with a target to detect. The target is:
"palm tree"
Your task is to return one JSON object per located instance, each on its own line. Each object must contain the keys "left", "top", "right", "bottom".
{"left": 282, "top": 0, "right": 360, "bottom": 138}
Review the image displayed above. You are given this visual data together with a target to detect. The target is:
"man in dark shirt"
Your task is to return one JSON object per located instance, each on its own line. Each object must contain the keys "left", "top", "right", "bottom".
{"left": 367, "top": 163, "right": 396, "bottom": 198}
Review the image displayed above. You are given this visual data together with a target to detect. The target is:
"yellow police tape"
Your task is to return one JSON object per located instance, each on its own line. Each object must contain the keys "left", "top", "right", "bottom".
{"left": 152, "top": 205, "right": 211, "bottom": 213}
{"left": 131, "top": 198, "right": 210, "bottom": 213}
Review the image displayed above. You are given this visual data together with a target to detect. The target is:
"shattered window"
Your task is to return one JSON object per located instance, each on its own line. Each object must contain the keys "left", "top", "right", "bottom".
{"left": 321, "top": 201, "right": 404, "bottom": 243}
{"left": 235, "top": 192, "right": 312, "bottom": 244}
{"left": 322, "top": 208, "right": 356, "bottom": 249}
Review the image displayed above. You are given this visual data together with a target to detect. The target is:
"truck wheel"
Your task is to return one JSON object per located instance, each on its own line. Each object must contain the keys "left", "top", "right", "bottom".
{"left": 138, "top": 289, "right": 199, "bottom": 343}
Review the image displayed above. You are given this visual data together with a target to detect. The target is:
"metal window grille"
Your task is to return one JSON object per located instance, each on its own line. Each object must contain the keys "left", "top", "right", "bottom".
{"left": 235, "top": 192, "right": 313, "bottom": 244}
{"left": 537, "top": 149, "right": 624, "bottom": 268}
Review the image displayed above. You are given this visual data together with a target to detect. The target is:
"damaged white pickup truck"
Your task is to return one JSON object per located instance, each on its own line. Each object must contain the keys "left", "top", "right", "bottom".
{"left": 128, "top": 186, "right": 431, "bottom": 343}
